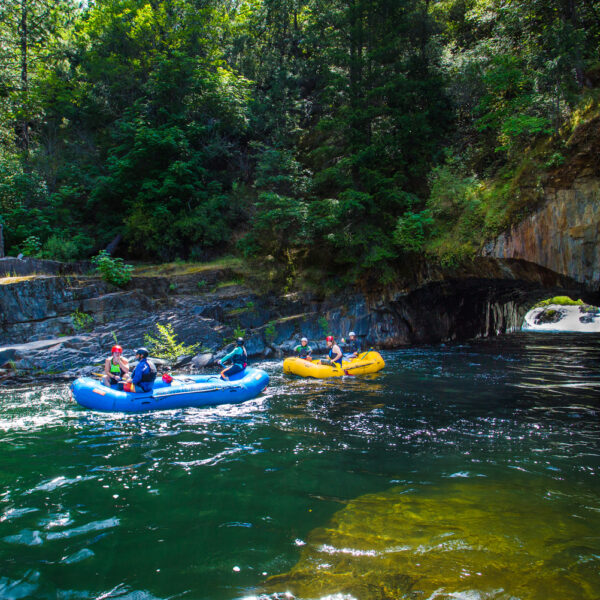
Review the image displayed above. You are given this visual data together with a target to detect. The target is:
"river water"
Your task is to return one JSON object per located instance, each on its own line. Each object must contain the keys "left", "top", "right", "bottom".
{"left": 0, "top": 333, "right": 599, "bottom": 600}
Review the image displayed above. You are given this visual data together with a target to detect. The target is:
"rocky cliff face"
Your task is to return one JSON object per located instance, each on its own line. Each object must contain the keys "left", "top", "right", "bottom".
{"left": 0, "top": 256, "right": 88, "bottom": 277}
{"left": 0, "top": 257, "right": 590, "bottom": 380}
{"left": 484, "top": 176, "right": 599, "bottom": 289}
{"left": 483, "top": 116, "right": 600, "bottom": 291}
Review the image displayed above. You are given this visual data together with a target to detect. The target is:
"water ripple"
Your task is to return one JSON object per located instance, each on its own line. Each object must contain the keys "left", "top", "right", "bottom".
{"left": 0, "top": 333, "right": 598, "bottom": 599}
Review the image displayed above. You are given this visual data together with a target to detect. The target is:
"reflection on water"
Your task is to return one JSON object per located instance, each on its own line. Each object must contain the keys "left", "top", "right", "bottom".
{"left": 0, "top": 333, "right": 598, "bottom": 599}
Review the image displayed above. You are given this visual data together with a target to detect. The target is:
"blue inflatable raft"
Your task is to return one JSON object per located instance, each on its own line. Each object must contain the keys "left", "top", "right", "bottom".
{"left": 70, "top": 367, "right": 269, "bottom": 413}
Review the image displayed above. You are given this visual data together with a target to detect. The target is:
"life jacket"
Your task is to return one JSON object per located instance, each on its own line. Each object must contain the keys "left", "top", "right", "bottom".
{"left": 109, "top": 360, "right": 125, "bottom": 377}
{"left": 296, "top": 344, "right": 312, "bottom": 359}
{"left": 140, "top": 359, "right": 157, "bottom": 383}
{"left": 345, "top": 339, "right": 360, "bottom": 354}
{"left": 329, "top": 346, "right": 343, "bottom": 365}
{"left": 233, "top": 347, "right": 247, "bottom": 367}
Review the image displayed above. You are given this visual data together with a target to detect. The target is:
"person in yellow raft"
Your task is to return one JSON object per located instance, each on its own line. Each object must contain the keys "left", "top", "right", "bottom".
{"left": 294, "top": 337, "right": 313, "bottom": 360}
{"left": 325, "top": 335, "right": 343, "bottom": 366}
{"left": 342, "top": 331, "right": 361, "bottom": 359}
{"left": 102, "top": 345, "right": 129, "bottom": 387}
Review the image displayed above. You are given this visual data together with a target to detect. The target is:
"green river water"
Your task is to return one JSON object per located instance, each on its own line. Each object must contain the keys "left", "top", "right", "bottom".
{"left": 0, "top": 332, "right": 599, "bottom": 600}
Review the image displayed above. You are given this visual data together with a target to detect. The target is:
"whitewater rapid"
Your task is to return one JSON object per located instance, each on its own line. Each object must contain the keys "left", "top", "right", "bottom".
{"left": 523, "top": 304, "right": 600, "bottom": 332}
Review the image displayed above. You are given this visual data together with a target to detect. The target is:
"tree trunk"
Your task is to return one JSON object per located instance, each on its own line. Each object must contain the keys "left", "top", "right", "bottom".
{"left": 564, "top": 0, "right": 584, "bottom": 88}
{"left": 18, "top": 0, "right": 29, "bottom": 155}
{"left": 105, "top": 234, "right": 123, "bottom": 256}
{"left": 348, "top": 0, "right": 365, "bottom": 190}
{"left": 0, "top": 224, "right": 4, "bottom": 258}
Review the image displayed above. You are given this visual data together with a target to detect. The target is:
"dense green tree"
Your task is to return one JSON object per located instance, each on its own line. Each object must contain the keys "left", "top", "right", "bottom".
{"left": 435, "top": 0, "right": 598, "bottom": 161}
{"left": 298, "top": 0, "right": 452, "bottom": 275}
{"left": 39, "top": 0, "right": 252, "bottom": 257}
{"left": 0, "top": 0, "right": 76, "bottom": 155}
{"left": 0, "top": 0, "right": 598, "bottom": 271}
{"left": 0, "top": 0, "right": 80, "bottom": 254}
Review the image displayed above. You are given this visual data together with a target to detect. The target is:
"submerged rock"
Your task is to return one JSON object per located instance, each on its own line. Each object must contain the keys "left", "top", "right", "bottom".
{"left": 263, "top": 479, "right": 600, "bottom": 600}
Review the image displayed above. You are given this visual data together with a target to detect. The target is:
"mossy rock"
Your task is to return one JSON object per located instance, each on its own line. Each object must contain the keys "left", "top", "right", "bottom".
{"left": 534, "top": 308, "right": 564, "bottom": 324}
{"left": 533, "top": 296, "right": 584, "bottom": 308}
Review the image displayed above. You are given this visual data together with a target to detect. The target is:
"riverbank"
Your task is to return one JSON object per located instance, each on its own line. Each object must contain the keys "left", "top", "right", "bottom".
{"left": 0, "top": 256, "right": 596, "bottom": 383}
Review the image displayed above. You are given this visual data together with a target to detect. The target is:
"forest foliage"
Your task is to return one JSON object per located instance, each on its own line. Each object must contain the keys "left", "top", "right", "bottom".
{"left": 0, "top": 0, "right": 598, "bottom": 282}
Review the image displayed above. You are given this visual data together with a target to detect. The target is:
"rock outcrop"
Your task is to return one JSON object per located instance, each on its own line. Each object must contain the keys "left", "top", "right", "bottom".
{"left": 484, "top": 116, "right": 600, "bottom": 290}
{"left": 0, "top": 257, "right": 593, "bottom": 381}
{"left": 0, "top": 256, "right": 88, "bottom": 277}
{"left": 484, "top": 177, "right": 599, "bottom": 288}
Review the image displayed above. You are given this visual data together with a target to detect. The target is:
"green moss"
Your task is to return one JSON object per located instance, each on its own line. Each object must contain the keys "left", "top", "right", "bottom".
{"left": 213, "top": 278, "right": 244, "bottom": 291}
{"left": 227, "top": 301, "right": 256, "bottom": 317}
{"left": 264, "top": 321, "right": 277, "bottom": 344}
{"left": 565, "top": 87, "right": 600, "bottom": 134}
{"left": 533, "top": 296, "right": 584, "bottom": 308}
{"left": 132, "top": 256, "right": 243, "bottom": 277}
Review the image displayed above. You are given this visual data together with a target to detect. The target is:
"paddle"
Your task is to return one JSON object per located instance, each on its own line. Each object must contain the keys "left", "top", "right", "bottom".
{"left": 346, "top": 349, "right": 371, "bottom": 363}
{"left": 343, "top": 360, "right": 375, "bottom": 371}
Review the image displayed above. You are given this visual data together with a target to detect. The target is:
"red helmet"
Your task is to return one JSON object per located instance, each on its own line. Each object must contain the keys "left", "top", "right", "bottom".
{"left": 111, "top": 345, "right": 123, "bottom": 354}
{"left": 326, "top": 336, "right": 334, "bottom": 342}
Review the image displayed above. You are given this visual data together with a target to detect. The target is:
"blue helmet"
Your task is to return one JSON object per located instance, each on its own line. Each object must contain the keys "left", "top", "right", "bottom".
{"left": 135, "top": 347, "right": 149, "bottom": 358}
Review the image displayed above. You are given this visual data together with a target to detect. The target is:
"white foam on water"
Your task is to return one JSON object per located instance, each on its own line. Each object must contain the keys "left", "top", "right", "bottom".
{"left": 26, "top": 475, "right": 95, "bottom": 494}
{"left": 523, "top": 305, "right": 600, "bottom": 332}
{"left": 318, "top": 544, "right": 379, "bottom": 557}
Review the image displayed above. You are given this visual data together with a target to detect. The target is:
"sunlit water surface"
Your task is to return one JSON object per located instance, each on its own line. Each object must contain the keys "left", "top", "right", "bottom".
{"left": 0, "top": 333, "right": 599, "bottom": 600}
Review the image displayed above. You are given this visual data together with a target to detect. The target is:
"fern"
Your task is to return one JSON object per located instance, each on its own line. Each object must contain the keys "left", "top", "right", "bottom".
{"left": 144, "top": 323, "right": 199, "bottom": 361}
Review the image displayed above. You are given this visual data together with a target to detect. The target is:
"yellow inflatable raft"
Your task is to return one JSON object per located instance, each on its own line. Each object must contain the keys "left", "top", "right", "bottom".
{"left": 283, "top": 350, "right": 385, "bottom": 378}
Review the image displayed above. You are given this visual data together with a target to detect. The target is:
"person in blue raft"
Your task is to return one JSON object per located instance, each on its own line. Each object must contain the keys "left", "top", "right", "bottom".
{"left": 218, "top": 337, "right": 247, "bottom": 380}
{"left": 122, "top": 347, "right": 157, "bottom": 393}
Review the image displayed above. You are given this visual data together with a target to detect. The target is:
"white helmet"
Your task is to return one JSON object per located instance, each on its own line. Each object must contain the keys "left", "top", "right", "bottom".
{"left": 349, "top": 331, "right": 356, "bottom": 337}
{"left": 301, "top": 337, "right": 308, "bottom": 342}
